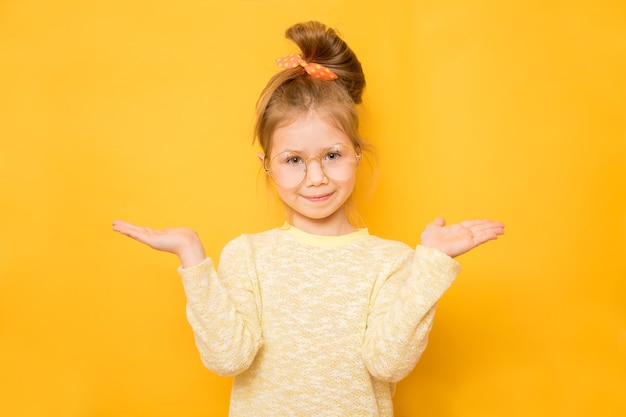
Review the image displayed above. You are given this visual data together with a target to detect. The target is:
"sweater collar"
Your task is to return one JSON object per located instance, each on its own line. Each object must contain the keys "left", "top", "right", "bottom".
{"left": 279, "top": 222, "right": 369, "bottom": 248}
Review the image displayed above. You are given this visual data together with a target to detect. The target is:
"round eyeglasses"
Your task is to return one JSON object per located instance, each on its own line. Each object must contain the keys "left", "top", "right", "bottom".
{"left": 264, "top": 144, "right": 362, "bottom": 188}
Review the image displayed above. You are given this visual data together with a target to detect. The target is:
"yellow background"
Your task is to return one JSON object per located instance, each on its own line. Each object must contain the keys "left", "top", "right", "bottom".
{"left": 1, "top": 0, "right": 625, "bottom": 416}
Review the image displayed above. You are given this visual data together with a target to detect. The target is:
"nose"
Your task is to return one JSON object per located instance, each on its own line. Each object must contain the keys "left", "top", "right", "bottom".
{"left": 304, "top": 156, "right": 328, "bottom": 186}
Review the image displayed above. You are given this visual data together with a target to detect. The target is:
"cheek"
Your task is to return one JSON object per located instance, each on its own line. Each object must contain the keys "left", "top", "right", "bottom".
{"left": 274, "top": 184, "right": 297, "bottom": 202}
{"left": 338, "top": 177, "right": 357, "bottom": 194}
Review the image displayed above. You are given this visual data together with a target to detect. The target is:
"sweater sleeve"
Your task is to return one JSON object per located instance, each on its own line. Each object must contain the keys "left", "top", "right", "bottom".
{"left": 362, "top": 245, "right": 461, "bottom": 382}
{"left": 178, "top": 236, "right": 263, "bottom": 376}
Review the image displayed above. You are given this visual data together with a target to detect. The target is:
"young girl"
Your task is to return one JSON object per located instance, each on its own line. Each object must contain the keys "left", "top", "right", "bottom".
{"left": 113, "top": 21, "right": 504, "bottom": 416}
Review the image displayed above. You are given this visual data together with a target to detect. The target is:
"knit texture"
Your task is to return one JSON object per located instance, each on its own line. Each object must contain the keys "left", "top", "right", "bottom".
{"left": 178, "top": 226, "right": 461, "bottom": 416}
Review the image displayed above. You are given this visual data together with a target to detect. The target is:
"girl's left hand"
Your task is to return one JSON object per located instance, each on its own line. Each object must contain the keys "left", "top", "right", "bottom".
{"left": 420, "top": 217, "right": 505, "bottom": 258}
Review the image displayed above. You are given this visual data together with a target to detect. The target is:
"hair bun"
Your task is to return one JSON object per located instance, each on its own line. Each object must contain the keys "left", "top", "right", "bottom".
{"left": 285, "top": 21, "right": 366, "bottom": 104}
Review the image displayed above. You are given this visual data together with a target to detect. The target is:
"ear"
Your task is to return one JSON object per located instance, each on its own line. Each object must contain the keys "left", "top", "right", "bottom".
{"left": 257, "top": 153, "right": 265, "bottom": 164}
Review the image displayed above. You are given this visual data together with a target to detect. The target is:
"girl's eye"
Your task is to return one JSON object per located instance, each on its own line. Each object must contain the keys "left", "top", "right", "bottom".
{"left": 325, "top": 152, "right": 341, "bottom": 160}
{"left": 285, "top": 156, "right": 303, "bottom": 165}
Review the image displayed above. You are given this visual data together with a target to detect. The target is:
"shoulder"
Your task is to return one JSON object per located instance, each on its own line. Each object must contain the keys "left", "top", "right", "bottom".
{"left": 352, "top": 234, "right": 415, "bottom": 262}
{"left": 221, "top": 228, "right": 283, "bottom": 255}
{"left": 362, "top": 234, "right": 413, "bottom": 251}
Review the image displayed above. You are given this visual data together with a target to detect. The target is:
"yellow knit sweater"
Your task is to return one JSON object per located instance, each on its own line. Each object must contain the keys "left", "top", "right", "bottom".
{"left": 178, "top": 225, "right": 461, "bottom": 416}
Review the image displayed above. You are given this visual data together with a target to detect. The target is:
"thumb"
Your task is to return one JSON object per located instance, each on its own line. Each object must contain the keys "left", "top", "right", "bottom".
{"left": 431, "top": 217, "right": 446, "bottom": 227}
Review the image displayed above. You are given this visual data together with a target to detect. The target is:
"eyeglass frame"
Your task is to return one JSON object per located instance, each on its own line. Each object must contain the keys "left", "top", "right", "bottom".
{"left": 262, "top": 143, "right": 363, "bottom": 188}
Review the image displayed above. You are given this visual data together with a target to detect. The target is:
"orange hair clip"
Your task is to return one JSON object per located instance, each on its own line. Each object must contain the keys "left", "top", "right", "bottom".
{"left": 276, "top": 54, "right": 338, "bottom": 80}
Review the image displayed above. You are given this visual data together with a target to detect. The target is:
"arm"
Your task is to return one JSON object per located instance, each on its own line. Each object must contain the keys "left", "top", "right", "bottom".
{"left": 362, "top": 217, "right": 504, "bottom": 381}
{"left": 362, "top": 245, "right": 460, "bottom": 382}
{"left": 180, "top": 237, "right": 262, "bottom": 376}
{"left": 111, "top": 220, "right": 262, "bottom": 376}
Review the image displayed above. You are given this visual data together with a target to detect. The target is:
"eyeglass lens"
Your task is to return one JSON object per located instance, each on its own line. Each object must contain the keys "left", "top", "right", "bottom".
{"left": 267, "top": 144, "right": 360, "bottom": 188}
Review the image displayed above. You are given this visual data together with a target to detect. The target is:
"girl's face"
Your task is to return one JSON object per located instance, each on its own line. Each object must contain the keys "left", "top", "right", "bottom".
{"left": 261, "top": 111, "right": 359, "bottom": 236}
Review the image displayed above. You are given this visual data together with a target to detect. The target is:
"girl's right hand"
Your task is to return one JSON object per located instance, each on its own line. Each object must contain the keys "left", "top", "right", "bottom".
{"left": 112, "top": 220, "right": 206, "bottom": 268}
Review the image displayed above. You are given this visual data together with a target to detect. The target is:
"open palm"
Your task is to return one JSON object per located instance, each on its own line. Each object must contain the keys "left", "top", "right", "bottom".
{"left": 112, "top": 220, "right": 206, "bottom": 268}
{"left": 420, "top": 217, "right": 504, "bottom": 258}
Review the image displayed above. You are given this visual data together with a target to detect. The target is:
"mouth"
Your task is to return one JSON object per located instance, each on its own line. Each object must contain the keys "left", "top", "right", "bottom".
{"left": 303, "top": 192, "right": 334, "bottom": 202}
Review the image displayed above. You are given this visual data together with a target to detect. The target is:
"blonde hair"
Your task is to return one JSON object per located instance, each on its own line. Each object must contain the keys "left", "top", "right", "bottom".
{"left": 254, "top": 21, "right": 367, "bottom": 155}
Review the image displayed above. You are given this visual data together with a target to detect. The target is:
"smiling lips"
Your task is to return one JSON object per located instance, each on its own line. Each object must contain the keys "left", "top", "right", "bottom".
{"left": 303, "top": 192, "right": 334, "bottom": 202}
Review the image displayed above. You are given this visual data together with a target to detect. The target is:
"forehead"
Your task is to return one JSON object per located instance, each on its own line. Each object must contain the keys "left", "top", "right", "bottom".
{"left": 270, "top": 111, "right": 351, "bottom": 155}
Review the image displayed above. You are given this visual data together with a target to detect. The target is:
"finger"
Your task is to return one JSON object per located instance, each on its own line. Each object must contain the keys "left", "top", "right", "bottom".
{"left": 112, "top": 220, "right": 135, "bottom": 233}
{"left": 475, "top": 222, "right": 505, "bottom": 235}
{"left": 472, "top": 225, "right": 505, "bottom": 243}
{"left": 491, "top": 223, "right": 505, "bottom": 235}
{"left": 112, "top": 221, "right": 151, "bottom": 241}
{"left": 462, "top": 220, "right": 505, "bottom": 235}
{"left": 112, "top": 220, "right": 131, "bottom": 234}
{"left": 112, "top": 219, "right": 141, "bottom": 231}
{"left": 459, "top": 219, "right": 494, "bottom": 228}
{"left": 472, "top": 224, "right": 503, "bottom": 235}
{"left": 430, "top": 217, "right": 446, "bottom": 227}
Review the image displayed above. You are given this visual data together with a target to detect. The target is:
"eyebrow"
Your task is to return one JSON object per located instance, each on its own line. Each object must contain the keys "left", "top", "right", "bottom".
{"left": 274, "top": 143, "right": 345, "bottom": 155}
